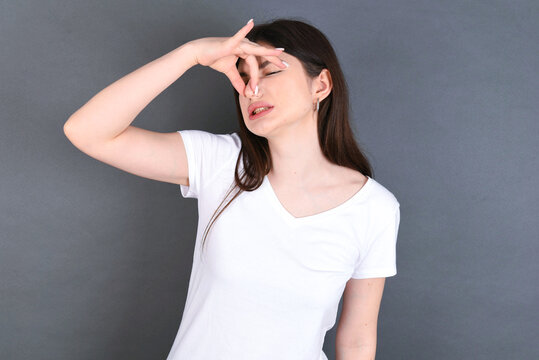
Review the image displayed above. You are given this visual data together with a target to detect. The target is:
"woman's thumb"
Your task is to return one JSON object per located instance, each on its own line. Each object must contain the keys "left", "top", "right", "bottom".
{"left": 225, "top": 68, "right": 246, "bottom": 95}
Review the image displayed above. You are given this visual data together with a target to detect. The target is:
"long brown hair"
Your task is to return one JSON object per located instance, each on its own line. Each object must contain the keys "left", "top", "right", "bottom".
{"left": 199, "top": 17, "right": 374, "bottom": 253}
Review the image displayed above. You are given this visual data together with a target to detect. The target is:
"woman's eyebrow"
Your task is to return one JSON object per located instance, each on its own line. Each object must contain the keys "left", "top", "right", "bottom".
{"left": 238, "top": 60, "right": 273, "bottom": 77}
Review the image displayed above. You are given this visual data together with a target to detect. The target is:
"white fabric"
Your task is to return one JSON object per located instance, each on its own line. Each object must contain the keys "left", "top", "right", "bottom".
{"left": 166, "top": 129, "right": 401, "bottom": 360}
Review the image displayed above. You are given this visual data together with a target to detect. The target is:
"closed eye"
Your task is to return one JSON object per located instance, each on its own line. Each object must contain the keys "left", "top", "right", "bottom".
{"left": 241, "top": 71, "right": 281, "bottom": 84}
{"left": 241, "top": 71, "right": 280, "bottom": 82}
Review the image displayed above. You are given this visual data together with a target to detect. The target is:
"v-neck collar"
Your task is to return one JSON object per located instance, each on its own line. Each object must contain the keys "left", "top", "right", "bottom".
{"left": 262, "top": 174, "right": 373, "bottom": 227}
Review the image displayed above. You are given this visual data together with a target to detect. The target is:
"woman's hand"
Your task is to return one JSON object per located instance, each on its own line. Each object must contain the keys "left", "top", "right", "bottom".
{"left": 188, "top": 19, "right": 286, "bottom": 95}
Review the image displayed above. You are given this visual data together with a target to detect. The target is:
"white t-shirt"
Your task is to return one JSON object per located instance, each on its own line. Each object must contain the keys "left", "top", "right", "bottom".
{"left": 166, "top": 130, "right": 400, "bottom": 360}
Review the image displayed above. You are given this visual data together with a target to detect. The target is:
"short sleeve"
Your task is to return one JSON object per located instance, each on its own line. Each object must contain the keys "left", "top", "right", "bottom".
{"left": 177, "top": 130, "right": 241, "bottom": 199}
{"left": 351, "top": 203, "right": 400, "bottom": 279}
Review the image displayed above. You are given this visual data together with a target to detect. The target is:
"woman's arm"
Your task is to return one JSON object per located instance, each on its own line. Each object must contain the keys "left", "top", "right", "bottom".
{"left": 63, "top": 42, "right": 197, "bottom": 145}
{"left": 62, "top": 43, "right": 197, "bottom": 186}
{"left": 336, "top": 345, "right": 376, "bottom": 360}
{"left": 335, "top": 277, "right": 386, "bottom": 359}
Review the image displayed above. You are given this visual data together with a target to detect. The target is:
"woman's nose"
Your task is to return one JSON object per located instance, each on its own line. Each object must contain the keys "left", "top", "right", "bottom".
{"left": 244, "top": 80, "right": 261, "bottom": 98}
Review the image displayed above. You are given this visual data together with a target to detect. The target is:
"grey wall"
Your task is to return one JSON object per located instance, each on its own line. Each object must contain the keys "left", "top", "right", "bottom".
{"left": 1, "top": 1, "right": 538, "bottom": 359}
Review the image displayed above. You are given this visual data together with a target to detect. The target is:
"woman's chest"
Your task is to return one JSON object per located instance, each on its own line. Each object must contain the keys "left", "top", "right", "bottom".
{"left": 201, "top": 190, "right": 366, "bottom": 309}
{"left": 266, "top": 171, "right": 368, "bottom": 219}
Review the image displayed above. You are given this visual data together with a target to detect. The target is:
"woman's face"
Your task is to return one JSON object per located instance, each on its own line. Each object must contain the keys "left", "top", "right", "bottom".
{"left": 237, "top": 43, "right": 316, "bottom": 138}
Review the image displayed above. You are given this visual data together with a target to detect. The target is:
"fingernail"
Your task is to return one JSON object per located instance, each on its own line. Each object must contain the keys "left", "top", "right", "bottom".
{"left": 275, "top": 47, "right": 285, "bottom": 51}
{"left": 247, "top": 18, "right": 253, "bottom": 24}
{"left": 254, "top": 85, "right": 259, "bottom": 95}
{"left": 282, "top": 60, "right": 289, "bottom": 68}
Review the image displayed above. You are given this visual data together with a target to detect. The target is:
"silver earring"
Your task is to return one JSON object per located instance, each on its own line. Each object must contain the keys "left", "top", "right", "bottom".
{"left": 316, "top": 98, "right": 320, "bottom": 112}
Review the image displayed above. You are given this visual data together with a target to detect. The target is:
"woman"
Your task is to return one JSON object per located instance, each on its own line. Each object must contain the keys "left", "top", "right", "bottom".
{"left": 64, "top": 17, "right": 400, "bottom": 360}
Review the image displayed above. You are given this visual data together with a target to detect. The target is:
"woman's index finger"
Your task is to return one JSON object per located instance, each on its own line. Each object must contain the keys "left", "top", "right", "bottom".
{"left": 231, "top": 19, "right": 254, "bottom": 42}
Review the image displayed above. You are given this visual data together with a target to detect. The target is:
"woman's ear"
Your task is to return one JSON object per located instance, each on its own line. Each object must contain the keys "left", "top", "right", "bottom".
{"left": 313, "top": 68, "right": 333, "bottom": 101}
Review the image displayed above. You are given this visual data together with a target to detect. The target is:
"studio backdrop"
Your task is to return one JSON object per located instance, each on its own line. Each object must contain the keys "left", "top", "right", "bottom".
{"left": 1, "top": 1, "right": 538, "bottom": 359}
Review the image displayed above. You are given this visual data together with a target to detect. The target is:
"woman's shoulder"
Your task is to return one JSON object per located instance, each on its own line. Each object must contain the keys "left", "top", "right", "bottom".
{"left": 179, "top": 129, "right": 241, "bottom": 151}
{"left": 336, "top": 166, "right": 398, "bottom": 210}
{"left": 364, "top": 175, "right": 400, "bottom": 212}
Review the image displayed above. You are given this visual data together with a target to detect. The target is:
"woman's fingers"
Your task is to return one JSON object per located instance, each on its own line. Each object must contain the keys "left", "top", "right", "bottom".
{"left": 238, "top": 41, "right": 286, "bottom": 67}
{"left": 262, "top": 54, "right": 288, "bottom": 69}
{"left": 239, "top": 39, "right": 284, "bottom": 54}
{"left": 224, "top": 19, "right": 287, "bottom": 94}
{"left": 245, "top": 54, "right": 264, "bottom": 92}
{"left": 229, "top": 20, "right": 285, "bottom": 69}
{"left": 229, "top": 22, "right": 283, "bottom": 58}
{"left": 228, "top": 19, "right": 255, "bottom": 46}
{"left": 241, "top": 42, "right": 284, "bottom": 57}
{"left": 224, "top": 66, "right": 246, "bottom": 95}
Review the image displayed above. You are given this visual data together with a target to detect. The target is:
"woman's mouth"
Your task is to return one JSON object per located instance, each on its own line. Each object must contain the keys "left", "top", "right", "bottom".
{"left": 249, "top": 106, "right": 274, "bottom": 120}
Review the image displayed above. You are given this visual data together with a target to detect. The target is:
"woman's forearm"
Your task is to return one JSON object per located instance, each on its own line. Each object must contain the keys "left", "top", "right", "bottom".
{"left": 336, "top": 344, "right": 376, "bottom": 360}
{"left": 64, "top": 41, "right": 197, "bottom": 146}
